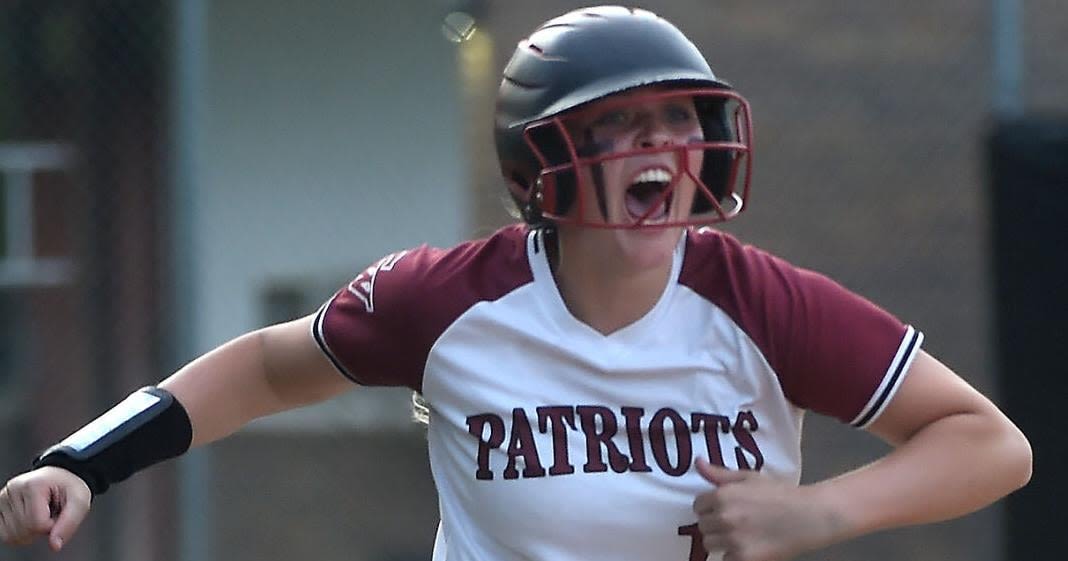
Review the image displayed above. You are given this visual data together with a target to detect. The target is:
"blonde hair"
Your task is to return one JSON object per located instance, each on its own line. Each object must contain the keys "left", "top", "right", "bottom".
{"left": 411, "top": 391, "right": 430, "bottom": 425}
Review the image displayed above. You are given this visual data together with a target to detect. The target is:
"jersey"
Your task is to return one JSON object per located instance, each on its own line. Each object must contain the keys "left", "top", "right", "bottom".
{"left": 311, "top": 224, "right": 924, "bottom": 561}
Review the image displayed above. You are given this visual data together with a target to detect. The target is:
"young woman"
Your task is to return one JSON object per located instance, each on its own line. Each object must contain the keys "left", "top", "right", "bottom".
{"left": 0, "top": 6, "right": 1030, "bottom": 561}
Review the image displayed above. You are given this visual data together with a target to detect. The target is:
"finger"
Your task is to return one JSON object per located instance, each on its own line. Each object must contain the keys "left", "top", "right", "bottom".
{"left": 0, "top": 491, "right": 28, "bottom": 545}
{"left": 693, "top": 489, "right": 721, "bottom": 515}
{"left": 702, "top": 532, "right": 731, "bottom": 555}
{"left": 697, "top": 512, "right": 729, "bottom": 535}
{"left": 0, "top": 488, "right": 16, "bottom": 532}
{"left": 0, "top": 499, "right": 10, "bottom": 544}
{"left": 695, "top": 457, "right": 752, "bottom": 486}
{"left": 15, "top": 483, "right": 55, "bottom": 535}
{"left": 49, "top": 489, "right": 91, "bottom": 551}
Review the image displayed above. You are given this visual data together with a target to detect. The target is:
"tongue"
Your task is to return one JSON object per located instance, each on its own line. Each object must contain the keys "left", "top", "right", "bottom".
{"left": 626, "top": 189, "right": 667, "bottom": 220}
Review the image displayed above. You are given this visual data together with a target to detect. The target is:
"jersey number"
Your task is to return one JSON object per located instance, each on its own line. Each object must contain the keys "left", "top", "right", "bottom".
{"left": 677, "top": 523, "right": 707, "bottom": 561}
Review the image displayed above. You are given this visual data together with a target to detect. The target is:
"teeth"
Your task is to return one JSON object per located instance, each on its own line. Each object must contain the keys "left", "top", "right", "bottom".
{"left": 631, "top": 168, "right": 671, "bottom": 185}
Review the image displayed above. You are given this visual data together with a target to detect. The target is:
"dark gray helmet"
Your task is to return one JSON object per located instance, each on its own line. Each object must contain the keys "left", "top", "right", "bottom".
{"left": 494, "top": 5, "right": 752, "bottom": 227}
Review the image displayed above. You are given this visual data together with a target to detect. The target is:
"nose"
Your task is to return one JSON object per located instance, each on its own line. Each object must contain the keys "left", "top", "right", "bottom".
{"left": 635, "top": 114, "right": 675, "bottom": 148}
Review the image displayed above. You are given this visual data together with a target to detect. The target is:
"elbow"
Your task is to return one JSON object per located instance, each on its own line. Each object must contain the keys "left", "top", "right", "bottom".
{"left": 984, "top": 409, "right": 1033, "bottom": 495}
{"left": 1006, "top": 425, "right": 1033, "bottom": 492}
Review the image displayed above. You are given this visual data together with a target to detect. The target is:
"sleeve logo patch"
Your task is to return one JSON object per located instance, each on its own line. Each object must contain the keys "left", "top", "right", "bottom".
{"left": 346, "top": 250, "right": 409, "bottom": 314}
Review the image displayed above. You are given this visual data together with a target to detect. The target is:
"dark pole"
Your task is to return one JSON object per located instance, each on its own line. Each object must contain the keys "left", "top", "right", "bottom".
{"left": 79, "top": 3, "right": 123, "bottom": 560}
{"left": 989, "top": 118, "right": 1068, "bottom": 561}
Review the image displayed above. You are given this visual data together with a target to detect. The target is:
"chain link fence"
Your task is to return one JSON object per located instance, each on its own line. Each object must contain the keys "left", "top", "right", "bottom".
{"left": 1, "top": 2, "right": 1063, "bottom": 561}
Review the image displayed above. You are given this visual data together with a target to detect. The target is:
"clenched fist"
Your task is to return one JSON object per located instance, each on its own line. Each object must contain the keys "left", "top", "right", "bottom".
{"left": 692, "top": 458, "right": 846, "bottom": 561}
{"left": 0, "top": 467, "right": 92, "bottom": 551}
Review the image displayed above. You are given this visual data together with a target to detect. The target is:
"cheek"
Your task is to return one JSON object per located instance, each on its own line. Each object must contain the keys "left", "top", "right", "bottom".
{"left": 686, "top": 135, "right": 705, "bottom": 173}
{"left": 600, "top": 161, "right": 628, "bottom": 197}
{"left": 576, "top": 159, "right": 625, "bottom": 187}
{"left": 689, "top": 148, "right": 704, "bottom": 177}
{"left": 578, "top": 137, "right": 616, "bottom": 157}
{"left": 675, "top": 147, "right": 704, "bottom": 204}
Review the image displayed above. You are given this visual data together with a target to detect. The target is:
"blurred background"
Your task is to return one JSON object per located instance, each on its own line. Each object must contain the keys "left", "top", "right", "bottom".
{"left": 1, "top": 1, "right": 1064, "bottom": 560}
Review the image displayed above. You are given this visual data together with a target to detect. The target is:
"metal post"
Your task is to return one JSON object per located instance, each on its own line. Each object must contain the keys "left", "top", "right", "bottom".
{"left": 992, "top": 0, "right": 1023, "bottom": 117}
{"left": 171, "top": 1, "right": 211, "bottom": 561}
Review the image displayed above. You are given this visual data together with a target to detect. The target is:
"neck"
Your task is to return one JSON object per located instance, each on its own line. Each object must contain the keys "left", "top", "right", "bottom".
{"left": 548, "top": 228, "right": 678, "bottom": 335}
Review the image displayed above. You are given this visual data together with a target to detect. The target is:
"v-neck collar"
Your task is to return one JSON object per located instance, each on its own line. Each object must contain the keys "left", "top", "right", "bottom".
{"left": 525, "top": 228, "right": 687, "bottom": 343}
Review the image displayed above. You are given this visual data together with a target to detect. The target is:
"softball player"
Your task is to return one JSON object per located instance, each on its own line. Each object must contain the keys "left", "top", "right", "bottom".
{"left": 1, "top": 6, "right": 1030, "bottom": 561}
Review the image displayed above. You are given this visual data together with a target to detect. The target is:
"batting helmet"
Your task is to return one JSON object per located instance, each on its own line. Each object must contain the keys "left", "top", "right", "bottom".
{"left": 494, "top": 5, "right": 753, "bottom": 227}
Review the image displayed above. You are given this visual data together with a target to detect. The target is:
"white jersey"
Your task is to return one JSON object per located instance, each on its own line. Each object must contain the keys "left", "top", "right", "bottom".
{"left": 312, "top": 224, "right": 923, "bottom": 561}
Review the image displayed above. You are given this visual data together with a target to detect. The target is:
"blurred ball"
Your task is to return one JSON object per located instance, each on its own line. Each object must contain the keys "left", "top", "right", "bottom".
{"left": 442, "top": 12, "right": 477, "bottom": 43}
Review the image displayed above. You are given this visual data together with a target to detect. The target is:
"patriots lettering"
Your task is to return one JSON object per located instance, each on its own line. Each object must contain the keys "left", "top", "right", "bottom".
{"left": 466, "top": 406, "right": 764, "bottom": 480}
{"left": 731, "top": 410, "right": 764, "bottom": 470}
{"left": 577, "top": 405, "right": 630, "bottom": 473}
{"left": 538, "top": 406, "right": 578, "bottom": 475}
{"left": 504, "top": 407, "right": 546, "bottom": 479}
{"left": 691, "top": 413, "right": 731, "bottom": 467}
{"left": 466, "top": 413, "right": 505, "bottom": 480}
{"left": 649, "top": 408, "right": 691, "bottom": 476}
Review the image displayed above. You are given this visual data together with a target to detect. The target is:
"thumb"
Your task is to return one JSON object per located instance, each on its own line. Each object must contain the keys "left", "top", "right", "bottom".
{"left": 695, "top": 457, "right": 752, "bottom": 486}
{"left": 48, "top": 488, "right": 91, "bottom": 551}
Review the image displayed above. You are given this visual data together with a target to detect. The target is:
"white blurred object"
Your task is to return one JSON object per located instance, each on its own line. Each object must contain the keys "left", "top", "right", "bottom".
{"left": 0, "top": 142, "right": 76, "bottom": 288}
{"left": 442, "top": 11, "right": 477, "bottom": 43}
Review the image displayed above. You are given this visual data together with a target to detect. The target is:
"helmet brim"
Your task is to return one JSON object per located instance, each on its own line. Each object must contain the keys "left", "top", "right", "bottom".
{"left": 516, "top": 72, "right": 732, "bottom": 129}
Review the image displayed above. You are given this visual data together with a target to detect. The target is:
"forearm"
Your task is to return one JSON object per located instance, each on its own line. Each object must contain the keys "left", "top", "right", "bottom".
{"left": 811, "top": 409, "right": 1032, "bottom": 542}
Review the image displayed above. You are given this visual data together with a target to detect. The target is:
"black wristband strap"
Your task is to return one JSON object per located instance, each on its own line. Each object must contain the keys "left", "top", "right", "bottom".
{"left": 33, "top": 386, "right": 193, "bottom": 496}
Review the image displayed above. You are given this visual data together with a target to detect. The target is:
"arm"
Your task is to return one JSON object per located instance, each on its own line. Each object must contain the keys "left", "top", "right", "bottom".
{"left": 160, "top": 313, "right": 354, "bottom": 447}
{"left": 0, "top": 313, "right": 353, "bottom": 551}
{"left": 809, "top": 350, "right": 1031, "bottom": 535}
{"left": 693, "top": 350, "right": 1032, "bottom": 561}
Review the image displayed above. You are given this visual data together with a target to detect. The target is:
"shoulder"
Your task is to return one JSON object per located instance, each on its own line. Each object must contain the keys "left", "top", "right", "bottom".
{"left": 313, "top": 224, "right": 534, "bottom": 390}
{"left": 679, "top": 227, "right": 803, "bottom": 309}
{"left": 679, "top": 227, "right": 805, "bottom": 355}
{"left": 680, "top": 227, "right": 918, "bottom": 426}
{"left": 338, "top": 223, "right": 534, "bottom": 323}
{"left": 679, "top": 225, "right": 897, "bottom": 339}
{"left": 388, "top": 223, "right": 532, "bottom": 300}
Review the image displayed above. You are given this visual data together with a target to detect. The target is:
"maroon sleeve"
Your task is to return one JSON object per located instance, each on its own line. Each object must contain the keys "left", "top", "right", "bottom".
{"left": 681, "top": 230, "right": 923, "bottom": 427}
{"left": 312, "top": 247, "right": 435, "bottom": 391}
{"left": 311, "top": 226, "right": 532, "bottom": 392}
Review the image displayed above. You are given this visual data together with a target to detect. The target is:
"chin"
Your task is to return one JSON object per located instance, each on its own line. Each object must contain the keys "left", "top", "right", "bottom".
{"left": 613, "top": 226, "right": 681, "bottom": 271}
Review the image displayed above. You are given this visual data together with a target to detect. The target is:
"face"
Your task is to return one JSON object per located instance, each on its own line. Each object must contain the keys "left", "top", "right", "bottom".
{"left": 564, "top": 88, "right": 706, "bottom": 226}
{"left": 557, "top": 87, "right": 706, "bottom": 270}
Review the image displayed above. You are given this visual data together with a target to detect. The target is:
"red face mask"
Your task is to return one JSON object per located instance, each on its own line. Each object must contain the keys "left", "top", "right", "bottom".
{"left": 517, "top": 88, "right": 753, "bottom": 229}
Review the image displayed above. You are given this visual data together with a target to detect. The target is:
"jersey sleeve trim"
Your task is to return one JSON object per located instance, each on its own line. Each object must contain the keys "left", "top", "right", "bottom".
{"left": 849, "top": 325, "right": 924, "bottom": 428}
{"left": 311, "top": 299, "right": 362, "bottom": 385}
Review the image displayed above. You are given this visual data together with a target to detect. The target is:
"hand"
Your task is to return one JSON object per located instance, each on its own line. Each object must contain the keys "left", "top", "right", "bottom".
{"left": 0, "top": 467, "right": 92, "bottom": 551}
{"left": 692, "top": 458, "right": 843, "bottom": 561}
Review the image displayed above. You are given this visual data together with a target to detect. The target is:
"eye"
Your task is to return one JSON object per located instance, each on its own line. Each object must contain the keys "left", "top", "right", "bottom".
{"left": 663, "top": 103, "right": 697, "bottom": 125}
{"left": 591, "top": 109, "right": 631, "bottom": 129}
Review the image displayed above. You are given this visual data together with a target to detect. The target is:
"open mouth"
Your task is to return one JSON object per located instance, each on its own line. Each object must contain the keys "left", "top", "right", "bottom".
{"left": 625, "top": 167, "right": 673, "bottom": 222}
